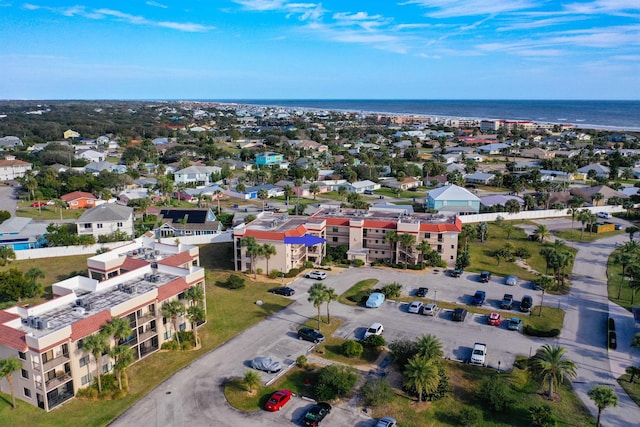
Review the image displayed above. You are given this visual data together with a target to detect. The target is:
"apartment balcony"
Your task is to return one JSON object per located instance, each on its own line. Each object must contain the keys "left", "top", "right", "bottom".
{"left": 138, "top": 328, "right": 158, "bottom": 343}
{"left": 33, "top": 353, "right": 70, "bottom": 372}
{"left": 119, "top": 336, "right": 139, "bottom": 348}
{"left": 45, "top": 372, "right": 73, "bottom": 390}
{"left": 137, "top": 312, "right": 156, "bottom": 325}
{"left": 140, "top": 344, "right": 160, "bottom": 358}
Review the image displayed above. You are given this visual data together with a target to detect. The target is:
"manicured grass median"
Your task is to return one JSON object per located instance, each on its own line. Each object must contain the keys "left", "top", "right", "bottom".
{"left": 338, "top": 278, "right": 379, "bottom": 306}
{"left": 618, "top": 373, "right": 640, "bottom": 408}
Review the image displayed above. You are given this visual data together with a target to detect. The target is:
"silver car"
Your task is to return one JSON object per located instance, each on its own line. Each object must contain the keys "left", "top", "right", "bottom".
{"left": 505, "top": 275, "right": 518, "bottom": 286}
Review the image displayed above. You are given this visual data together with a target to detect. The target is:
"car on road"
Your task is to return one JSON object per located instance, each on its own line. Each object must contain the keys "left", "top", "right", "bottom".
{"left": 597, "top": 211, "right": 611, "bottom": 219}
{"left": 479, "top": 271, "right": 491, "bottom": 283}
{"left": 364, "top": 322, "right": 384, "bottom": 339}
{"left": 415, "top": 287, "right": 428, "bottom": 297}
{"left": 520, "top": 295, "right": 533, "bottom": 312}
{"left": 487, "top": 312, "right": 502, "bottom": 326}
{"left": 471, "top": 290, "right": 486, "bottom": 306}
{"left": 250, "top": 357, "right": 281, "bottom": 373}
{"left": 264, "top": 389, "right": 292, "bottom": 411}
{"left": 505, "top": 275, "right": 518, "bottom": 286}
{"left": 508, "top": 317, "right": 523, "bottom": 331}
{"left": 30, "top": 202, "right": 46, "bottom": 207}
{"left": 268, "top": 286, "right": 295, "bottom": 296}
{"left": 450, "top": 268, "right": 463, "bottom": 277}
{"left": 452, "top": 308, "right": 468, "bottom": 322}
{"left": 366, "top": 292, "right": 386, "bottom": 308}
{"left": 470, "top": 343, "right": 487, "bottom": 366}
{"left": 422, "top": 303, "right": 440, "bottom": 316}
{"left": 408, "top": 301, "right": 423, "bottom": 314}
{"left": 376, "top": 416, "right": 397, "bottom": 427}
{"left": 298, "top": 327, "right": 326, "bottom": 344}
{"left": 305, "top": 271, "right": 327, "bottom": 280}
{"left": 500, "top": 294, "right": 514, "bottom": 310}
{"left": 301, "top": 402, "right": 331, "bottom": 426}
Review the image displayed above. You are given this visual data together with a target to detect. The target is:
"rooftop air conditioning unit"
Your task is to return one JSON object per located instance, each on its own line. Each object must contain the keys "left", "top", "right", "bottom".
{"left": 84, "top": 302, "right": 94, "bottom": 311}
{"left": 151, "top": 263, "right": 158, "bottom": 269}
{"left": 30, "top": 317, "right": 40, "bottom": 328}
{"left": 74, "top": 306, "right": 86, "bottom": 315}
{"left": 21, "top": 318, "right": 29, "bottom": 326}
{"left": 76, "top": 299, "right": 84, "bottom": 307}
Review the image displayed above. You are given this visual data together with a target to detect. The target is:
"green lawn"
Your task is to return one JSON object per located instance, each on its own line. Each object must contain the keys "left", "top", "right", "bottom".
{"left": 14, "top": 204, "right": 83, "bottom": 221}
{"left": 618, "top": 373, "right": 640, "bottom": 408}
{"left": 337, "top": 278, "right": 379, "bottom": 306}
{"left": 369, "top": 361, "right": 593, "bottom": 427}
{"left": 606, "top": 248, "right": 637, "bottom": 312}
{"left": 554, "top": 228, "right": 624, "bottom": 243}
{"left": 374, "top": 188, "right": 423, "bottom": 199}
{"left": 0, "top": 243, "right": 292, "bottom": 427}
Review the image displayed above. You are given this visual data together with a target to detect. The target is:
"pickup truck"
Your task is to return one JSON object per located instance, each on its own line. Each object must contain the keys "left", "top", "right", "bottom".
{"left": 500, "top": 294, "right": 514, "bottom": 310}
{"left": 471, "top": 290, "right": 486, "bottom": 306}
{"left": 470, "top": 343, "right": 487, "bottom": 366}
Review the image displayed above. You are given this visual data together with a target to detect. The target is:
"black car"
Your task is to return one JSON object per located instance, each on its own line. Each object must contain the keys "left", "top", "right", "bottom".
{"left": 452, "top": 308, "right": 468, "bottom": 322}
{"left": 269, "top": 286, "right": 295, "bottom": 296}
{"left": 415, "top": 287, "right": 429, "bottom": 297}
{"left": 298, "top": 327, "right": 326, "bottom": 343}
{"left": 450, "top": 268, "right": 463, "bottom": 278}
{"left": 520, "top": 295, "right": 533, "bottom": 312}
{"left": 301, "top": 402, "right": 332, "bottom": 426}
{"left": 479, "top": 271, "right": 491, "bottom": 283}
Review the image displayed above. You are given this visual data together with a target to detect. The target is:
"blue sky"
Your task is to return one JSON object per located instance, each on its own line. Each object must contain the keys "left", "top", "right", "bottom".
{"left": 1, "top": 1, "right": 639, "bottom": 100}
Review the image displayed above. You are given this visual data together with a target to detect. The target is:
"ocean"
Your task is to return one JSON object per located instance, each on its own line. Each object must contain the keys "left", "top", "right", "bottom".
{"left": 215, "top": 99, "right": 640, "bottom": 131}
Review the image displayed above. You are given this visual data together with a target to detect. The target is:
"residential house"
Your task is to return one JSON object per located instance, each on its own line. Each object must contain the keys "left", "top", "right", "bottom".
{"left": 347, "top": 180, "right": 380, "bottom": 194}
{"left": 0, "top": 155, "right": 32, "bottom": 181}
{"left": 61, "top": 191, "right": 98, "bottom": 209}
{"left": 0, "top": 136, "right": 24, "bottom": 150}
{"left": 383, "top": 177, "right": 421, "bottom": 191}
{"left": 76, "top": 149, "right": 106, "bottom": 163}
{"left": 0, "top": 237, "right": 205, "bottom": 411}
{"left": 426, "top": 184, "right": 481, "bottom": 214}
{"left": 255, "top": 152, "right": 284, "bottom": 166}
{"left": 569, "top": 185, "right": 629, "bottom": 206}
{"left": 476, "top": 143, "right": 511, "bottom": 155}
{"left": 0, "top": 217, "right": 48, "bottom": 250}
{"left": 174, "top": 166, "right": 222, "bottom": 187}
{"left": 63, "top": 129, "right": 80, "bottom": 139}
{"left": 154, "top": 209, "right": 221, "bottom": 238}
{"left": 578, "top": 163, "right": 611, "bottom": 179}
{"left": 464, "top": 172, "right": 495, "bottom": 185}
{"left": 85, "top": 161, "right": 127, "bottom": 175}
{"left": 76, "top": 204, "right": 134, "bottom": 239}
{"left": 520, "top": 148, "right": 555, "bottom": 159}
{"left": 480, "top": 195, "right": 524, "bottom": 208}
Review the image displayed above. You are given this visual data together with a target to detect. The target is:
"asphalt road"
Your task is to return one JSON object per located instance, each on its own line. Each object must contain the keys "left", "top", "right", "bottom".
{"left": 0, "top": 184, "right": 18, "bottom": 216}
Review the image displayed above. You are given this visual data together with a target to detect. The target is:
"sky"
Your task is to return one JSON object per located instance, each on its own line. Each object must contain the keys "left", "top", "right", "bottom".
{"left": 1, "top": 1, "right": 639, "bottom": 100}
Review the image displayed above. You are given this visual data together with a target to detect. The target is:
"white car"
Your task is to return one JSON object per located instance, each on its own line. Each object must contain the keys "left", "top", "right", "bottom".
{"left": 408, "top": 301, "right": 423, "bottom": 314}
{"left": 470, "top": 343, "right": 487, "bottom": 366}
{"left": 422, "top": 303, "right": 440, "bottom": 316}
{"left": 305, "top": 271, "right": 327, "bottom": 280}
{"left": 597, "top": 211, "right": 611, "bottom": 219}
{"left": 363, "top": 322, "right": 384, "bottom": 339}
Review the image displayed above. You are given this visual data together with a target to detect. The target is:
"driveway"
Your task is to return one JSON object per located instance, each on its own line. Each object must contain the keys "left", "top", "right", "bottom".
{"left": 0, "top": 184, "right": 18, "bottom": 217}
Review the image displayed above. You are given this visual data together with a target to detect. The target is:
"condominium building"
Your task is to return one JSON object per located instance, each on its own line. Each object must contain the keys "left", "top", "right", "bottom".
{"left": 0, "top": 236, "right": 205, "bottom": 411}
{"left": 233, "top": 206, "right": 462, "bottom": 274}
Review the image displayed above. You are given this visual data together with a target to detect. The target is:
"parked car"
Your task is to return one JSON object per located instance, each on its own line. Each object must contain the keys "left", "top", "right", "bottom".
{"left": 505, "top": 275, "right": 518, "bottom": 286}
{"left": 452, "top": 308, "right": 468, "bottom": 322}
{"left": 250, "top": 357, "right": 281, "bottom": 373}
{"left": 450, "top": 268, "right": 463, "bottom": 278}
{"left": 487, "top": 312, "right": 502, "bottom": 326}
{"left": 30, "top": 202, "right": 46, "bottom": 207}
{"left": 520, "top": 295, "right": 533, "bottom": 312}
{"left": 305, "top": 271, "right": 327, "bottom": 280}
{"left": 415, "top": 287, "right": 428, "bottom": 297}
{"left": 298, "top": 327, "right": 325, "bottom": 344}
{"left": 422, "top": 303, "right": 440, "bottom": 316}
{"left": 376, "top": 416, "right": 397, "bottom": 427}
{"left": 408, "top": 301, "right": 423, "bottom": 314}
{"left": 470, "top": 343, "right": 487, "bottom": 366}
{"left": 268, "top": 286, "right": 295, "bottom": 296}
{"left": 366, "top": 292, "right": 386, "bottom": 308}
{"left": 264, "top": 389, "right": 292, "bottom": 411}
{"left": 500, "top": 294, "right": 514, "bottom": 310}
{"left": 364, "top": 322, "right": 384, "bottom": 339}
{"left": 479, "top": 271, "right": 491, "bottom": 283}
{"left": 597, "top": 211, "right": 611, "bottom": 219}
{"left": 301, "top": 402, "right": 332, "bottom": 426}
{"left": 471, "top": 290, "right": 486, "bottom": 306}
{"left": 508, "top": 317, "right": 523, "bottom": 331}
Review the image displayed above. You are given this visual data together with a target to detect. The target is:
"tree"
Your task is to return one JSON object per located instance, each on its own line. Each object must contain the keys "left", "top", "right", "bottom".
{"left": 533, "top": 224, "right": 551, "bottom": 243}
{"left": 309, "top": 182, "right": 320, "bottom": 200}
{"left": 505, "top": 199, "right": 521, "bottom": 214}
{"left": 403, "top": 355, "right": 440, "bottom": 402}
{"left": 308, "top": 283, "right": 327, "bottom": 330}
{"left": 415, "top": 334, "right": 443, "bottom": 360}
{"left": 184, "top": 284, "right": 205, "bottom": 308}
{"left": 83, "top": 332, "right": 108, "bottom": 393}
{"left": 384, "top": 230, "right": 399, "bottom": 264}
{"left": 162, "top": 300, "right": 185, "bottom": 345}
{"left": 577, "top": 209, "right": 592, "bottom": 240}
{"left": 588, "top": 385, "right": 618, "bottom": 427}
{"left": 0, "top": 245, "right": 16, "bottom": 266}
{"left": 625, "top": 365, "right": 640, "bottom": 383}
{"left": 257, "top": 189, "right": 269, "bottom": 211}
{"left": 314, "top": 365, "right": 358, "bottom": 401}
{"left": 338, "top": 185, "right": 347, "bottom": 201}
{"left": 236, "top": 183, "right": 246, "bottom": 193}
{"left": 0, "top": 358, "right": 22, "bottom": 409}
{"left": 283, "top": 184, "right": 293, "bottom": 205}
{"left": 534, "top": 275, "right": 555, "bottom": 317}
{"left": 243, "top": 370, "right": 261, "bottom": 393}
{"left": 261, "top": 243, "right": 276, "bottom": 275}
{"left": 23, "top": 267, "right": 45, "bottom": 298}
{"left": 477, "top": 222, "right": 489, "bottom": 243}
{"left": 530, "top": 344, "right": 578, "bottom": 398}
{"left": 455, "top": 251, "right": 471, "bottom": 270}
{"left": 109, "top": 345, "right": 135, "bottom": 390}
{"left": 398, "top": 233, "right": 416, "bottom": 269}
{"left": 529, "top": 404, "right": 556, "bottom": 427}
{"left": 324, "top": 287, "right": 338, "bottom": 325}
{"left": 632, "top": 333, "right": 640, "bottom": 349}
{"left": 614, "top": 251, "right": 636, "bottom": 299}
{"left": 626, "top": 226, "right": 640, "bottom": 241}
{"left": 592, "top": 192, "right": 604, "bottom": 207}
{"left": 243, "top": 236, "right": 262, "bottom": 279}
{"left": 104, "top": 317, "right": 132, "bottom": 348}
{"left": 623, "top": 199, "right": 634, "bottom": 219}
{"left": 360, "top": 378, "right": 393, "bottom": 407}
{"left": 502, "top": 223, "right": 515, "bottom": 240}
{"left": 186, "top": 305, "right": 206, "bottom": 346}
{"left": 568, "top": 197, "right": 584, "bottom": 237}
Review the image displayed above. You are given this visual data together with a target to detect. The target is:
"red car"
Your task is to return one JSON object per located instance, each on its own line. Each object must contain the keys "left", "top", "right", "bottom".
{"left": 264, "top": 389, "right": 292, "bottom": 412}
{"left": 487, "top": 312, "right": 502, "bottom": 326}
{"left": 31, "top": 202, "right": 46, "bottom": 207}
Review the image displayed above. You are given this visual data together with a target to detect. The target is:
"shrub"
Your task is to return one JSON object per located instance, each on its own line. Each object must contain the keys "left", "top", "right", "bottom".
{"left": 341, "top": 340, "right": 364, "bottom": 358}
{"left": 381, "top": 282, "right": 402, "bottom": 298}
{"left": 363, "top": 334, "right": 386, "bottom": 348}
{"left": 313, "top": 365, "right": 358, "bottom": 401}
{"left": 256, "top": 268, "right": 263, "bottom": 275}
{"left": 479, "top": 375, "right": 515, "bottom": 412}
{"left": 514, "top": 355, "right": 529, "bottom": 370}
{"left": 515, "top": 247, "right": 531, "bottom": 259}
{"left": 76, "top": 386, "right": 99, "bottom": 400}
{"left": 524, "top": 325, "right": 560, "bottom": 337}
{"left": 161, "top": 340, "right": 180, "bottom": 350}
{"left": 458, "top": 407, "right": 482, "bottom": 427}
{"left": 296, "top": 355, "right": 308, "bottom": 369}
{"left": 268, "top": 270, "right": 283, "bottom": 279}
{"left": 422, "top": 365, "right": 450, "bottom": 402}
{"left": 529, "top": 404, "right": 557, "bottom": 427}
{"left": 225, "top": 275, "right": 246, "bottom": 290}
{"left": 285, "top": 267, "right": 301, "bottom": 278}
{"left": 388, "top": 339, "right": 419, "bottom": 370}
{"left": 303, "top": 260, "right": 314, "bottom": 269}
{"left": 360, "top": 378, "right": 393, "bottom": 407}
{"left": 353, "top": 259, "right": 365, "bottom": 267}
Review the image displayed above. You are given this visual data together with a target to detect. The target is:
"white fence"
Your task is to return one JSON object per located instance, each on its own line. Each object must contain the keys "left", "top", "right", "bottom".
{"left": 459, "top": 205, "right": 627, "bottom": 224}
{"left": 14, "top": 232, "right": 233, "bottom": 260}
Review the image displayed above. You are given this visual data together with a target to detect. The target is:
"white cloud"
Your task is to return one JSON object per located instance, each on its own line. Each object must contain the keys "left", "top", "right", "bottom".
{"left": 233, "top": 0, "right": 287, "bottom": 11}
{"left": 497, "top": 16, "right": 589, "bottom": 32}
{"left": 146, "top": 1, "right": 168, "bottom": 9}
{"left": 400, "top": 0, "right": 536, "bottom": 18}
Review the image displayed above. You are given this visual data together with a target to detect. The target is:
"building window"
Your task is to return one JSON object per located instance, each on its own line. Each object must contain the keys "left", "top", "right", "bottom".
{"left": 84, "top": 223, "right": 92, "bottom": 229}
{"left": 81, "top": 374, "right": 93, "bottom": 385}
{"left": 163, "top": 317, "right": 167, "bottom": 325}
{"left": 451, "top": 245, "right": 455, "bottom": 249}
{"left": 77, "top": 339, "right": 84, "bottom": 350}
{"left": 21, "top": 369, "right": 28, "bottom": 379}
{"left": 332, "top": 237, "right": 338, "bottom": 242}
{"left": 79, "top": 355, "right": 90, "bottom": 367}
{"left": 332, "top": 227, "right": 338, "bottom": 232}
{"left": 450, "top": 255, "right": 454, "bottom": 260}
{"left": 97, "top": 224, "right": 103, "bottom": 229}
{"left": 164, "top": 331, "right": 171, "bottom": 340}
{"left": 102, "top": 363, "right": 112, "bottom": 374}
{"left": 23, "top": 388, "right": 31, "bottom": 398}
{"left": 117, "top": 222, "right": 123, "bottom": 227}
{"left": 179, "top": 322, "right": 186, "bottom": 331}
{"left": 18, "top": 351, "right": 26, "bottom": 360}
{"left": 425, "top": 233, "right": 431, "bottom": 238}
{"left": 375, "top": 240, "right": 379, "bottom": 244}
{"left": 437, "top": 245, "right": 442, "bottom": 253}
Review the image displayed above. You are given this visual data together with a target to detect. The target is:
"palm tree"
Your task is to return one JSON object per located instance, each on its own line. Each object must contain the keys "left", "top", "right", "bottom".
{"left": 477, "top": 222, "right": 489, "bottom": 243}
{"left": 384, "top": 231, "right": 399, "bottom": 264}
{"left": 577, "top": 209, "right": 591, "bottom": 240}
{"left": 625, "top": 365, "right": 640, "bottom": 383}
{"left": 592, "top": 192, "right": 604, "bottom": 207}
{"left": 257, "top": 189, "right": 269, "bottom": 211}
{"left": 0, "top": 358, "right": 22, "bottom": 409}
{"left": 530, "top": 344, "right": 578, "bottom": 398}
{"left": 0, "top": 245, "right": 16, "bottom": 266}
{"left": 403, "top": 355, "right": 440, "bottom": 402}
{"left": 415, "top": 334, "right": 443, "bottom": 360}
{"left": 243, "top": 370, "right": 261, "bottom": 394}
{"left": 214, "top": 189, "right": 222, "bottom": 213}
{"left": 309, "top": 182, "right": 320, "bottom": 200}
{"left": 23, "top": 267, "right": 45, "bottom": 298}
{"left": 614, "top": 251, "right": 636, "bottom": 299}
{"left": 533, "top": 224, "right": 551, "bottom": 243}
{"left": 502, "top": 223, "right": 515, "bottom": 240}
{"left": 534, "top": 275, "right": 554, "bottom": 317}
{"left": 261, "top": 243, "right": 277, "bottom": 275}
{"left": 623, "top": 200, "right": 634, "bottom": 219}
{"left": 243, "top": 236, "right": 262, "bottom": 279}
{"left": 109, "top": 345, "right": 135, "bottom": 390}
{"left": 186, "top": 305, "right": 206, "bottom": 346}
{"left": 184, "top": 284, "right": 205, "bottom": 308}
{"left": 626, "top": 226, "right": 640, "bottom": 241}
{"left": 283, "top": 184, "right": 293, "bottom": 205}
{"left": 324, "top": 287, "right": 338, "bottom": 325}
{"left": 632, "top": 333, "right": 640, "bottom": 349}
{"left": 162, "top": 300, "right": 185, "bottom": 345}
{"left": 104, "top": 317, "right": 132, "bottom": 347}
{"left": 398, "top": 233, "right": 416, "bottom": 269}
{"left": 308, "top": 283, "right": 327, "bottom": 330}
{"left": 588, "top": 385, "right": 618, "bottom": 427}
{"left": 83, "top": 332, "right": 109, "bottom": 393}
{"left": 338, "top": 185, "right": 347, "bottom": 202}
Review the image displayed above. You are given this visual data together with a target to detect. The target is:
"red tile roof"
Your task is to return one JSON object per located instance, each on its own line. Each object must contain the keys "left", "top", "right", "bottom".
{"left": 120, "top": 257, "right": 149, "bottom": 272}
{"left": 71, "top": 310, "right": 112, "bottom": 341}
{"left": 61, "top": 191, "right": 96, "bottom": 202}
{"left": 0, "top": 325, "right": 27, "bottom": 352}
{"left": 363, "top": 220, "right": 397, "bottom": 229}
{"left": 244, "top": 225, "right": 307, "bottom": 241}
{"left": 0, "top": 310, "right": 20, "bottom": 323}
{"left": 159, "top": 251, "right": 194, "bottom": 268}
{"left": 157, "top": 277, "right": 190, "bottom": 302}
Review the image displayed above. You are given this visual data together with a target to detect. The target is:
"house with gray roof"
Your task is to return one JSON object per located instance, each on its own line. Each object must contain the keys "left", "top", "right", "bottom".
{"left": 464, "top": 172, "right": 495, "bottom": 185}
{"left": 0, "top": 136, "right": 23, "bottom": 150}
{"left": 577, "top": 163, "right": 611, "bottom": 178}
{"left": 426, "top": 184, "right": 480, "bottom": 214}
{"left": 76, "top": 204, "right": 134, "bottom": 240}
{"left": 85, "top": 161, "right": 127, "bottom": 175}
{"left": 0, "top": 217, "right": 48, "bottom": 250}
{"left": 174, "top": 165, "right": 222, "bottom": 186}
{"left": 480, "top": 195, "right": 524, "bottom": 208}
{"left": 476, "top": 143, "right": 511, "bottom": 155}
